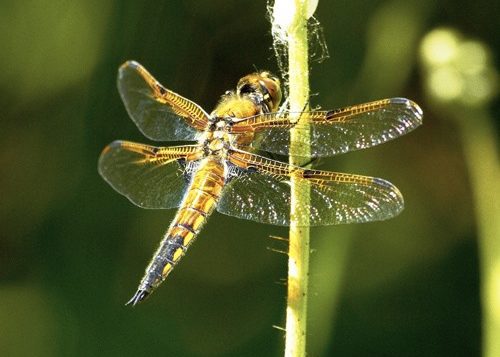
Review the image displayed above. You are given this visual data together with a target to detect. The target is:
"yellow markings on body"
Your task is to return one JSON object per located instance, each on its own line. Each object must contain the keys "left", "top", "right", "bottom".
{"left": 169, "top": 225, "right": 194, "bottom": 240}
{"left": 182, "top": 190, "right": 217, "bottom": 213}
{"left": 208, "top": 139, "right": 224, "bottom": 152}
{"left": 173, "top": 248, "right": 183, "bottom": 262}
{"left": 177, "top": 207, "right": 207, "bottom": 232}
{"left": 152, "top": 159, "right": 226, "bottom": 286}
{"left": 182, "top": 232, "right": 196, "bottom": 246}
{"left": 162, "top": 263, "right": 172, "bottom": 276}
{"left": 213, "top": 97, "right": 260, "bottom": 118}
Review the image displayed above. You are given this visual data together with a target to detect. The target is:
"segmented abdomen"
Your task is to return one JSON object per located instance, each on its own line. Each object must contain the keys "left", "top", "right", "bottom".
{"left": 136, "top": 158, "right": 226, "bottom": 295}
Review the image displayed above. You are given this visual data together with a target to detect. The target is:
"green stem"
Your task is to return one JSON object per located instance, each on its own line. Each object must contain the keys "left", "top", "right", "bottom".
{"left": 281, "top": 1, "right": 312, "bottom": 356}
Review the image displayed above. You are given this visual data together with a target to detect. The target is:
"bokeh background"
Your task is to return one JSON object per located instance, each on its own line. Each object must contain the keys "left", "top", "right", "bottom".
{"left": 1, "top": 0, "right": 499, "bottom": 356}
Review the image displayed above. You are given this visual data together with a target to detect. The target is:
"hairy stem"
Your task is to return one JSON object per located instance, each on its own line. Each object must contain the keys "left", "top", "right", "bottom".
{"left": 277, "top": 1, "right": 313, "bottom": 356}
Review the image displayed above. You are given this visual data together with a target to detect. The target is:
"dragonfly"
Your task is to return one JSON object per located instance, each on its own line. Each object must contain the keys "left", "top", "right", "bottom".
{"left": 98, "top": 60, "right": 422, "bottom": 305}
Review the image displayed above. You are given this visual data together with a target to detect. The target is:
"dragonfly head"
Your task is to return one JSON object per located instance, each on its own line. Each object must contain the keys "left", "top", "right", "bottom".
{"left": 237, "top": 71, "right": 282, "bottom": 112}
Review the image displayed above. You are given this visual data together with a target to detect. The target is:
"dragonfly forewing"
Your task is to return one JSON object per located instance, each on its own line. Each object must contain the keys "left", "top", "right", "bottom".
{"left": 230, "top": 98, "right": 422, "bottom": 157}
{"left": 118, "top": 61, "right": 209, "bottom": 141}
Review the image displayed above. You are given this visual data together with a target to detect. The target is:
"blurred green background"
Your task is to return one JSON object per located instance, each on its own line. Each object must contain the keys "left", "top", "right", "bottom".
{"left": 1, "top": 0, "right": 499, "bottom": 356}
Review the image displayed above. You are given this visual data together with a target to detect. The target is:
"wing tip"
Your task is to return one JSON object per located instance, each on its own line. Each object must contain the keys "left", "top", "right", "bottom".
{"left": 390, "top": 97, "right": 424, "bottom": 123}
{"left": 100, "top": 140, "right": 123, "bottom": 156}
{"left": 118, "top": 61, "right": 143, "bottom": 82}
{"left": 373, "top": 176, "right": 405, "bottom": 214}
{"left": 120, "top": 60, "right": 140, "bottom": 71}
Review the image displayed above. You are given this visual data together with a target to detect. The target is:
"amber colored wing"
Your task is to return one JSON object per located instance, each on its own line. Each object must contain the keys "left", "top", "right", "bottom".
{"left": 229, "top": 98, "right": 422, "bottom": 157}
{"left": 98, "top": 140, "right": 203, "bottom": 209}
{"left": 118, "top": 61, "right": 210, "bottom": 141}
{"left": 217, "top": 149, "right": 404, "bottom": 226}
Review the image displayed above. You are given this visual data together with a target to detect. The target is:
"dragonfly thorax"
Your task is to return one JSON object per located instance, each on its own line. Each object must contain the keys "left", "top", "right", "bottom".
{"left": 201, "top": 117, "right": 232, "bottom": 156}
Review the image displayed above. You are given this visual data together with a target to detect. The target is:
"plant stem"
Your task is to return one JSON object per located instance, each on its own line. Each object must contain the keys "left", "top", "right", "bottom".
{"left": 283, "top": 1, "right": 311, "bottom": 356}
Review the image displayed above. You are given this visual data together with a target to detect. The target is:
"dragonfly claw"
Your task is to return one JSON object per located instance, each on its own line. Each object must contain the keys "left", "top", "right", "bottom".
{"left": 125, "top": 289, "right": 149, "bottom": 306}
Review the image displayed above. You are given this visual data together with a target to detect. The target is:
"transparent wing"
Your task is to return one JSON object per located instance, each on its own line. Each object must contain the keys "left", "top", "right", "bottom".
{"left": 118, "top": 61, "right": 210, "bottom": 141}
{"left": 217, "top": 150, "right": 404, "bottom": 226}
{"left": 230, "top": 98, "right": 422, "bottom": 157}
{"left": 98, "top": 140, "right": 203, "bottom": 209}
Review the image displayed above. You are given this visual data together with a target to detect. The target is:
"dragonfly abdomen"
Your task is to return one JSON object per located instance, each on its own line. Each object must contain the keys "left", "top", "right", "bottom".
{"left": 127, "top": 158, "right": 226, "bottom": 305}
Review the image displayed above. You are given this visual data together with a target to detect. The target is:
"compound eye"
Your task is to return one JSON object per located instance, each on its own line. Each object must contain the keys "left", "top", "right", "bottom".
{"left": 259, "top": 77, "right": 282, "bottom": 111}
{"left": 238, "top": 83, "right": 254, "bottom": 95}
